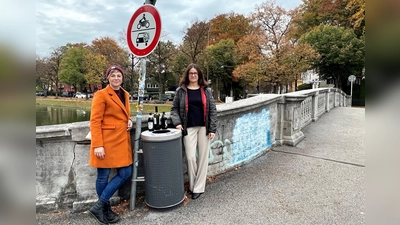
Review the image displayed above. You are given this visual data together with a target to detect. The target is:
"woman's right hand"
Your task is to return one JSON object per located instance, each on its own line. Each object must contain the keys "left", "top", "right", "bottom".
{"left": 176, "top": 125, "right": 183, "bottom": 130}
{"left": 94, "top": 147, "right": 105, "bottom": 159}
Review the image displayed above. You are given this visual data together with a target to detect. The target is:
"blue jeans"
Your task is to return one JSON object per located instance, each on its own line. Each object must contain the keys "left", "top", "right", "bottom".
{"left": 96, "top": 165, "right": 132, "bottom": 203}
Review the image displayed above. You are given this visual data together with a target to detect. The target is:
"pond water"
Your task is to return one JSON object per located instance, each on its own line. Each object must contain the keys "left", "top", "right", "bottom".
{"left": 36, "top": 105, "right": 91, "bottom": 126}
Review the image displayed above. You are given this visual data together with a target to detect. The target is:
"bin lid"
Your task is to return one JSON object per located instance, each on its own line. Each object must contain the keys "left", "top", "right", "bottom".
{"left": 141, "top": 128, "right": 182, "bottom": 141}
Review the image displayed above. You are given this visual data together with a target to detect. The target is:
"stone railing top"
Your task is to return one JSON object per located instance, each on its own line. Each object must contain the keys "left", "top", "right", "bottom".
{"left": 217, "top": 94, "right": 281, "bottom": 116}
{"left": 281, "top": 94, "right": 308, "bottom": 102}
{"left": 288, "top": 88, "right": 328, "bottom": 96}
{"left": 283, "top": 88, "right": 349, "bottom": 97}
{"left": 36, "top": 121, "right": 89, "bottom": 131}
{"left": 36, "top": 121, "right": 90, "bottom": 140}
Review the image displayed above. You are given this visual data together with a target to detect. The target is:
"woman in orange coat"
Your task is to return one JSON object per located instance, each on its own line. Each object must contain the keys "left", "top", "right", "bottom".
{"left": 88, "top": 65, "right": 133, "bottom": 225}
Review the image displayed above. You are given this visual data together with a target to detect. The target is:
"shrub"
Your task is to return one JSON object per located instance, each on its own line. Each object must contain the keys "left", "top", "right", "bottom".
{"left": 297, "top": 83, "right": 312, "bottom": 91}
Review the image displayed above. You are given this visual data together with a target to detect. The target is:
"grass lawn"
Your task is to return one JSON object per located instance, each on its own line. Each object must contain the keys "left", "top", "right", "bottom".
{"left": 36, "top": 96, "right": 173, "bottom": 115}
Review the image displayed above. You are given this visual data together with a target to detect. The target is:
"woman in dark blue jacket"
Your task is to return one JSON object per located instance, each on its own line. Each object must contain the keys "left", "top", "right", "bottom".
{"left": 170, "top": 63, "right": 217, "bottom": 200}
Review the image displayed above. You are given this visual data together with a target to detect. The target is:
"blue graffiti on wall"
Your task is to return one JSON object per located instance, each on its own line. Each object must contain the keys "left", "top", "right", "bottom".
{"left": 230, "top": 108, "right": 272, "bottom": 165}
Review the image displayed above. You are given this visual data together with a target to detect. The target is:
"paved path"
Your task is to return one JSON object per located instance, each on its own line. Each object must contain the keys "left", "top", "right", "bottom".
{"left": 36, "top": 107, "right": 365, "bottom": 225}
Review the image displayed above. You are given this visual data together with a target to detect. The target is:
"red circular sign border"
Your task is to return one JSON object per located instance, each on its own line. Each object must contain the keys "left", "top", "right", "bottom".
{"left": 127, "top": 5, "right": 161, "bottom": 57}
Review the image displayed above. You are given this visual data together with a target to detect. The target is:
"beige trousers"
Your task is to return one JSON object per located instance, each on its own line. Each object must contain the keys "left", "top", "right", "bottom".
{"left": 183, "top": 126, "right": 210, "bottom": 193}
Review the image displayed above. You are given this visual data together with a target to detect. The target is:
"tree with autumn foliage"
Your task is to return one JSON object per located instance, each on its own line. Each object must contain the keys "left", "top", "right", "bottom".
{"left": 90, "top": 37, "right": 130, "bottom": 89}
{"left": 59, "top": 45, "right": 89, "bottom": 93}
{"left": 47, "top": 46, "right": 68, "bottom": 98}
{"left": 234, "top": 0, "right": 305, "bottom": 94}
{"left": 279, "top": 42, "right": 320, "bottom": 91}
{"left": 36, "top": 46, "right": 69, "bottom": 97}
{"left": 209, "top": 12, "right": 252, "bottom": 45}
{"left": 301, "top": 24, "right": 364, "bottom": 89}
{"left": 180, "top": 19, "right": 209, "bottom": 63}
{"left": 234, "top": 32, "right": 278, "bottom": 94}
{"left": 90, "top": 37, "right": 129, "bottom": 67}
{"left": 56, "top": 38, "right": 130, "bottom": 96}
{"left": 295, "top": 0, "right": 353, "bottom": 37}
{"left": 346, "top": 0, "right": 365, "bottom": 35}
{"left": 83, "top": 52, "right": 108, "bottom": 92}
{"left": 147, "top": 40, "right": 178, "bottom": 95}
{"left": 170, "top": 52, "right": 192, "bottom": 83}
{"left": 295, "top": 0, "right": 365, "bottom": 37}
{"left": 36, "top": 56, "right": 51, "bottom": 95}
{"left": 291, "top": 0, "right": 364, "bottom": 102}
{"left": 207, "top": 39, "right": 237, "bottom": 99}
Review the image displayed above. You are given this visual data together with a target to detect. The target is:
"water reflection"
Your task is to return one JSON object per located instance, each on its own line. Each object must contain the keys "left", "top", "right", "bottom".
{"left": 36, "top": 105, "right": 91, "bottom": 126}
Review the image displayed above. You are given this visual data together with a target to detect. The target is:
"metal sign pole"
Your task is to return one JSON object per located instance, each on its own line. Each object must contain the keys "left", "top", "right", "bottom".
{"left": 128, "top": 0, "right": 158, "bottom": 210}
{"left": 130, "top": 57, "right": 147, "bottom": 210}
{"left": 348, "top": 74, "right": 356, "bottom": 102}
{"left": 350, "top": 80, "right": 353, "bottom": 97}
{"left": 348, "top": 75, "right": 356, "bottom": 95}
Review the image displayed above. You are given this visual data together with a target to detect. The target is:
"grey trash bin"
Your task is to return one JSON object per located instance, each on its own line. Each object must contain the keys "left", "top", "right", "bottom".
{"left": 141, "top": 128, "right": 185, "bottom": 208}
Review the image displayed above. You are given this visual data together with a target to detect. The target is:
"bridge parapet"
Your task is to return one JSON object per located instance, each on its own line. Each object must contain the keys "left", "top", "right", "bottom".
{"left": 36, "top": 88, "right": 350, "bottom": 212}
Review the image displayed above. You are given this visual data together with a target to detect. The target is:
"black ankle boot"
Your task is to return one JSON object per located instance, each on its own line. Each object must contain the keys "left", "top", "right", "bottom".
{"left": 88, "top": 200, "right": 108, "bottom": 225}
{"left": 104, "top": 203, "right": 120, "bottom": 223}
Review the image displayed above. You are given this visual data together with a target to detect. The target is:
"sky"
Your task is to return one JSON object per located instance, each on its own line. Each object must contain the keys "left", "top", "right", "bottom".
{"left": 36, "top": 0, "right": 302, "bottom": 57}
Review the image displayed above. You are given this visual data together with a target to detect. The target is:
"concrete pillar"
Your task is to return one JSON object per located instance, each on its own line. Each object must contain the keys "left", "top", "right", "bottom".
{"left": 342, "top": 90, "right": 345, "bottom": 106}
{"left": 333, "top": 89, "right": 337, "bottom": 108}
{"left": 225, "top": 96, "right": 233, "bottom": 103}
{"left": 311, "top": 91, "right": 319, "bottom": 122}
{"left": 276, "top": 94, "right": 307, "bottom": 146}
{"left": 275, "top": 97, "right": 285, "bottom": 146}
{"left": 348, "top": 95, "right": 352, "bottom": 107}
{"left": 326, "top": 89, "right": 330, "bottom": 112}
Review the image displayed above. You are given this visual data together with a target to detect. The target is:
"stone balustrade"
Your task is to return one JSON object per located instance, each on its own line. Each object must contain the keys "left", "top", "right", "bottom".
{"left": 36, "top": 88, "right": 350, "bottom": 213}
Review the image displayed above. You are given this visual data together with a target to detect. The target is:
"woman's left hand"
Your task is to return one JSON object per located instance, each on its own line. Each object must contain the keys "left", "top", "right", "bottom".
{"left": 208, "top": 133, "right": 215, "bottom": 139}
{"left": 127, "top": 119, "right": 133, "bottom": 130}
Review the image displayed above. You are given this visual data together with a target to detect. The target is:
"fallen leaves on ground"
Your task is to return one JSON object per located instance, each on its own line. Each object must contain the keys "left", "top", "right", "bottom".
{"left": 111, "top": 179, "right": 223, "bottom": 215}
{"left": 111, "top": 199, "right": 131, "bottom": 215}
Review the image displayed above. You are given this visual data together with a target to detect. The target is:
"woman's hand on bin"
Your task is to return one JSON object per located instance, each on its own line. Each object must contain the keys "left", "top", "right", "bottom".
{"left": 176, "top": 125, "right": 183, "bottom": 130}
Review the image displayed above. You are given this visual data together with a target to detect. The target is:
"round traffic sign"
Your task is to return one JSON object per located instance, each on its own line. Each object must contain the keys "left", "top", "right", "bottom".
{"left": 127, "top": 5, "right": 161, "bottom": 57}
{"left": 348, "top": 75, "right": 356, "bottom": 82}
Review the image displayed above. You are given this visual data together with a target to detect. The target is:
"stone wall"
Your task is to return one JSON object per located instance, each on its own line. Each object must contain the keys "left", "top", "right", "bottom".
{"left": 36, "top": 88, "right": 350, "bottom": 212}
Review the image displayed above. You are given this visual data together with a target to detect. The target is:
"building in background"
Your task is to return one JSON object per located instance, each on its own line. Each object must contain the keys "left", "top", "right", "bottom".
{"left": 301, "top": 70, "right": 334, "bottom": 89}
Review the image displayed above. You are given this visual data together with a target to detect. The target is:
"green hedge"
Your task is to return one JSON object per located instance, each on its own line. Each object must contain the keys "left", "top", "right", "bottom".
{"left": 297, "top": 83, "right": 312, "bottom": 91}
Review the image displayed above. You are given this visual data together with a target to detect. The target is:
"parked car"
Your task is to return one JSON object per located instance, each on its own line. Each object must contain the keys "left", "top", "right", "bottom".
{"left": 74, "top": 92, "right": 86, "bottom": 98}
{"left": 75, "top": 92, "right": 94, "bottom": 98}
{"left": 61, "top": 91, "right": 74, "bottom": 97}
{"left": 160, "top": 94, "right": 171, "bottom": 101}
{"left": 161, "top": 91, "right": 176, "bottom": 101}
{"left": 130, "top": 93, "right": 149, "bottom": 100}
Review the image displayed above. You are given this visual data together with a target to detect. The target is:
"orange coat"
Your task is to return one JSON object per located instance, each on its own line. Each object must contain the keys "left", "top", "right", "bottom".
{"left": 89, "top": 85, "right": 132, "bottom": 168}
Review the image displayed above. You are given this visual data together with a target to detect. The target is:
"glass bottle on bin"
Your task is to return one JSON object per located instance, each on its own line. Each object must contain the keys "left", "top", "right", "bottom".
{"left": 154, "top": 106, "right": 160, "bottom": 130}
{"left": 148, "top": 113, "right": 154, "bottom": 131}
{"left": 161, "top": 112, "right": 168, "bottom": 129}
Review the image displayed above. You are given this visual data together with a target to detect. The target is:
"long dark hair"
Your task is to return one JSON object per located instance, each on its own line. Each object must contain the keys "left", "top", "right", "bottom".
{"left": 179, "top": 63, "right": 208, "bottom": 87}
